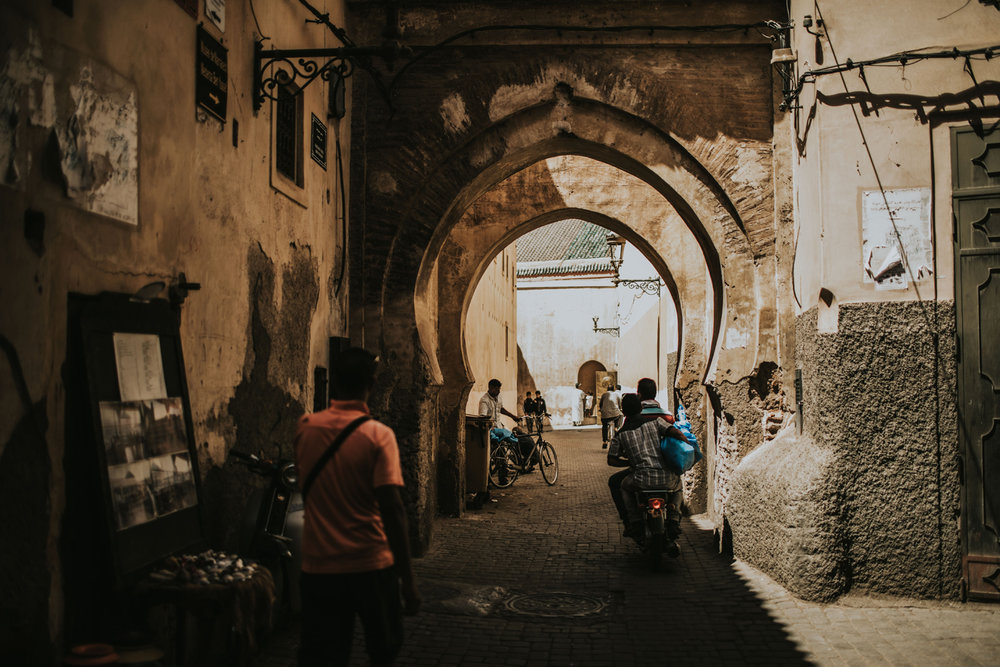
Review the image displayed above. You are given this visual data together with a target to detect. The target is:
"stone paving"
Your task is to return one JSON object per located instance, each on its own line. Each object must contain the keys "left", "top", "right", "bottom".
{"left": 253, "top": 427, "right": 1000, "bottom": 666}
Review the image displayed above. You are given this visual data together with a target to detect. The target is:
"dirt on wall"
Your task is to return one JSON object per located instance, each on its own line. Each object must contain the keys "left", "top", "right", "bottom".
{"left": 200, "top": 244, "right": 319, "bottom": 551}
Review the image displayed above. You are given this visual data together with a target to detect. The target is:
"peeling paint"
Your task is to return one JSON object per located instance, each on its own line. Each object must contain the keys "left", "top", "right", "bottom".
{"left": 56, "top": 64, "right": 138, "bottom": 225}
{"left": 1, "top": 30, "right": 50, "bottom": 186}
{"left": 724, "top": 327, "right": 749, "bottom": 349}
{"left": 439, "top": 92, "right": 470, "bottom": 135}
{"left": 730, "top": 145, "right": 770, "bottom": 185}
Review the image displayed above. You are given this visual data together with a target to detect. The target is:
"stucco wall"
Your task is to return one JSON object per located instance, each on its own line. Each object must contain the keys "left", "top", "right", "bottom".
{"left": 729, "top": 302, "right": 959, "bottom": 600}
{"left": 464, "top": 245, "right": 518, "bottom": 421}
{"left": 0, "top": 0, "right": 350, "bottom": 656}
{"left": 516, "top": 280, "right": 617, "bottom": 426}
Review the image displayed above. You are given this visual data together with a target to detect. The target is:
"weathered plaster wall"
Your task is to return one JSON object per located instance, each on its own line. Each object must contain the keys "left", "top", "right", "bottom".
{"left": 463, "top": 246, "right": 518, "bottom": 422}
{"left": 516, "top": 280, "right": 618, "bottom": 426}
{"left": 0, "top": 0, "right": 349, "bottom": 656}
{"left": 730, "top": 303, "right": 959, "bottom": 600}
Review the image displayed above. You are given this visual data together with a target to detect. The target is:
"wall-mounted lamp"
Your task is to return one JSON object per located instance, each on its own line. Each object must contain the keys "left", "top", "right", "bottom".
{"left": 605, "top": 233, "right": 625, "bottom": 278}
{"left": 592, "top": 316, "right": 619, "bottom": 337}
{"left": 770, "top": 28, "right": 797, "bottom": 112}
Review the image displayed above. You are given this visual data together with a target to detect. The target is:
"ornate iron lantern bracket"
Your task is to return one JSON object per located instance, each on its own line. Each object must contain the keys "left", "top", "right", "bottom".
{"left": 253, "top": 42, "right": 397, "bottom": 112}
{"left": 614, "top": 277, "right": 661, "bottom": 297}
{"left": 592, "top": 316, "right": 620, "bottom": 337}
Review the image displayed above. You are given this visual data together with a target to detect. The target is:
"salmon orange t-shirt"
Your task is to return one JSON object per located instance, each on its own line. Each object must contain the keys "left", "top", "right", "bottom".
{"left": 294, "top": 400, "right": 404, "bottom": 574}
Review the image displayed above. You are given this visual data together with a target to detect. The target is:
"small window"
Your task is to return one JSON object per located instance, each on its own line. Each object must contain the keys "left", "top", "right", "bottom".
{"left": 274, "top": 84, "right": 302, "bottom": 185}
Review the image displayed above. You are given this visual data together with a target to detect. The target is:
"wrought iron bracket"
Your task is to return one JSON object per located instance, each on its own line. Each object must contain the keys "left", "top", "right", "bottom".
{"left": 253, "top": 42, "right": 395, "bottom": 112}
{"left": 592, "top": 317, "right": 620, "bottom": 337}
{"left": 614, "top": 277, "right": 661, "bottom": 297}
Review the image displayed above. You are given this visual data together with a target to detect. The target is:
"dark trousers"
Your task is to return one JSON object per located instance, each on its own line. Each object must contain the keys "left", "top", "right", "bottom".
{"left": 601, "top": 417, "right": 620, "bottom": 442}
{"left": 299, "top": 568, "right": 403, "bottom": 667}
{"left": 608, "top": 469, "right": 630, "bottom": 524}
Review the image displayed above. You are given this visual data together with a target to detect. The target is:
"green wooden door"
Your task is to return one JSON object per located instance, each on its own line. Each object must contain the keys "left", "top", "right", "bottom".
{"left": 953, "top": 126, "right": 1000, "bottom": 601}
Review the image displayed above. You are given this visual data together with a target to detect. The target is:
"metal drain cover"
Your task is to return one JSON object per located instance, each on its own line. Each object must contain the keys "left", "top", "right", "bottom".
{"left": 502, "top": 592, "right": 607, "bottom": 618}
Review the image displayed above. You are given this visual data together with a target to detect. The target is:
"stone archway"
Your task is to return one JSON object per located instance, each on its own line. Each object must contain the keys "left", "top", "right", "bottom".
{"left": 353, "top": 87, "right": 780, "bottom": 547}
{"left": 420, "top": 138, "right": 747, "bottom": 518}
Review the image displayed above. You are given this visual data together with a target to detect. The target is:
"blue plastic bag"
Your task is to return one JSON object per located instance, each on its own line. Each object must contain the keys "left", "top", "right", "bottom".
{"left": 659, "top": 404, "right": 703, "bottom": 474}
{"left": 490, "top": 428, "right": 518, "bottom": 446}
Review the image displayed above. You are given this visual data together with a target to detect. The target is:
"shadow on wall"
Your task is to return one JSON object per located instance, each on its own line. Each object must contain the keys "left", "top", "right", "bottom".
{"left": 515, "top": 344, "right": 537, "bottom": 398}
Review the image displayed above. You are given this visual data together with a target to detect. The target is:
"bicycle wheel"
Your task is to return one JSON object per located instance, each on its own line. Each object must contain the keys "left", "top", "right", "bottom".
{"left": 489, "top": 443, "right": 520, "bottom": 488}
{"left": 538, "top": 441, "right": 559, "bottom": 485}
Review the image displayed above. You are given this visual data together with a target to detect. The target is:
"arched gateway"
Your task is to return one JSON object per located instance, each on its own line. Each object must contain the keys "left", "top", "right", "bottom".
{"left": 346, "top": 12, "right": 787, "bottom": 552}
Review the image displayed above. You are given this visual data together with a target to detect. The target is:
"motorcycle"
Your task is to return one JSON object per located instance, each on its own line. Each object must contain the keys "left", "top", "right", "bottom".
{"left": 633, "top": 489, "right": 682, "bottom": 569}
{"left": 229, "top": 449, "right": 303, "bottom": 618}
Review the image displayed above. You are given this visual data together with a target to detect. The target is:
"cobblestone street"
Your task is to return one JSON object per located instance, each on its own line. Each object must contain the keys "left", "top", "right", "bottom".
{"left": 254, "top": 427, "right": 1000, "bottom": 667}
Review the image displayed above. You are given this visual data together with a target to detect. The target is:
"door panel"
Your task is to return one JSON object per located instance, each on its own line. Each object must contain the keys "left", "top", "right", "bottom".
{"left": 954, "top": 126, "right": 1000, "bottom": 601}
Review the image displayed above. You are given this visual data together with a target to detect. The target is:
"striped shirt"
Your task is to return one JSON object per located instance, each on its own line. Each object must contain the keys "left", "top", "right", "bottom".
{"left": 608, "top": 418, "right": 680, "bottom": 490}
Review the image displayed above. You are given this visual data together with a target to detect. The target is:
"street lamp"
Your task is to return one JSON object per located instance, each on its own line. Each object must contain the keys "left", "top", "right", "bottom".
{"left": 606, "top": 233, "right": 625, "bottom": 278}
{"left": 605, "top": 233, "right": 660, "bottom": 296}
{"left": 592, "top": 316, "right": 619, "bottom": 337}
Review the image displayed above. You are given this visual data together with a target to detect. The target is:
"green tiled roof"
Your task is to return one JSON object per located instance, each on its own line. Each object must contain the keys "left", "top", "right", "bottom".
{"left": 516, "top": 219, "right": 614, "bottom": 278}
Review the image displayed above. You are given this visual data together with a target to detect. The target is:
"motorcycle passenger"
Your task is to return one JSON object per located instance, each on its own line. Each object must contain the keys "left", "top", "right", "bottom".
{"left": 607, "top": 393, "right": 685, "bottom": 542}
{"left": 636, "top": 377, "right": 674, "bottom": 424}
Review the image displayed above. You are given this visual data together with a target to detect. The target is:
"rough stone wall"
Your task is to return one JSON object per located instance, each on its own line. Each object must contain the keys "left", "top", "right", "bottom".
{"left": 729, "top": 302, "right": 960, "bottom": 600}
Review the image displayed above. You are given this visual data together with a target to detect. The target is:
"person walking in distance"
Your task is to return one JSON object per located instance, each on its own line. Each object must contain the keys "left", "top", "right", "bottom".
{"left": 522, "top": 391, "right": 537, "bottom": 433}
{"left": 295, "top": 348, "right": 420, "bottom": 666}
{"left": 600, "top": 385, "right": 623, "bottom": 449}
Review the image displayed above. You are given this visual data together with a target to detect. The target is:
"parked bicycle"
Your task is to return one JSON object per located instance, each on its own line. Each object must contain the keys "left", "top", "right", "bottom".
{"left": 489, "top": 425, "right": 559, "bottom": 488}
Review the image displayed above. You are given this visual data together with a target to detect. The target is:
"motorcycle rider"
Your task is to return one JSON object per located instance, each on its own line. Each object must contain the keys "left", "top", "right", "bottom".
{"left": 607, "top": 393, "right": 685, "bottom": 548}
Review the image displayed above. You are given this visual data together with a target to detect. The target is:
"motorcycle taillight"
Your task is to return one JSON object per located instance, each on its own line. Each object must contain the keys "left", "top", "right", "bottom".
{"left": 648, "top": 498, "right": 664, "bottom": 510}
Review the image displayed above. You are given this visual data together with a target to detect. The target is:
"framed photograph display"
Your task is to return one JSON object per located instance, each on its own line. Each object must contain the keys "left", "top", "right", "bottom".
{"left": 76, "top": 293, "right": 205, "bottom": 580}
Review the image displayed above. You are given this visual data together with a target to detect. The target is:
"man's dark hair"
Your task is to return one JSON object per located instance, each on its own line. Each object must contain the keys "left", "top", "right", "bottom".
{"left": 331, "top": 347, "right": 378, "bottom": 398}
{"left": 488, "top": 378, "right": 502, "bottom": 389}
{"left": 637, "top": 378, "right": 657, "bottom": 400}
{"left": 526, "top": 392, "right": 532, "bottom": 397}
{"left": 535, "top": 391, "right": 542, "bottom": 395}
{"left": 621, "top": 393, "right": 642, "bottom": 417}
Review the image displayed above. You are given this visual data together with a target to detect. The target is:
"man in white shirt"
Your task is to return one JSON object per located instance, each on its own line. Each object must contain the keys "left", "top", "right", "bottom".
{"left": 479, "top": 378, "right": 520, "bottom": 429}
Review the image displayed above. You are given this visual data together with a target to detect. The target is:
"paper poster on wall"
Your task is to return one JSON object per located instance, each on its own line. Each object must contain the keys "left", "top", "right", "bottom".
{"left": 861, "top": 188, "right": 932, "bottom": 291}
{"left": 113, "top": 333, "right": 167, "bottom": 401}
{"left": 99, "top": 398, "right": 197, "bottom": 531}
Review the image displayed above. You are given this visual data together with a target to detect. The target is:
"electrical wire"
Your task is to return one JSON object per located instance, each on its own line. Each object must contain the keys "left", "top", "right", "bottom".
{"left": 248, "top": 0, "right": 269, "bottom": 41}
{"left": 938, "top": 0, "right": 972, "bottom": 20}
{"left": 814, "top": 1, "right": 933, "bottom": 329}
{"left": 814, "top": 0, "right": 943, "bottom": 597}
{"left": 785, "top": 44, "right": 1000, "bottom": 108}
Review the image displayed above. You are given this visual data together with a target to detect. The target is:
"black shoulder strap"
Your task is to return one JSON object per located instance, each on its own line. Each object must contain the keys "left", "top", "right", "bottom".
{"left": 301, "top": 415, "right": 372, "bottom": 501}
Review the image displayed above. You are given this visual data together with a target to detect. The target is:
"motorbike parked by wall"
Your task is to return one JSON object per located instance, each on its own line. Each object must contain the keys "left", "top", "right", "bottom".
{"left": 632, "top": 488, "right": 681, "bottom": 570}
{"left": 229, "top": 449, "right": 303, "bottom": 619}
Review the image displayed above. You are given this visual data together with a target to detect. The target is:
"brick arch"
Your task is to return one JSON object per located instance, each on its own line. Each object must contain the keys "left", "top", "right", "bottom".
{"left": 365, "top": 94, "right": 765, "bottom": 523}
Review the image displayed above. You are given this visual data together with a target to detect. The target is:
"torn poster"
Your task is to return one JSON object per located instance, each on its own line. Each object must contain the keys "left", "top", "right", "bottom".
{"left": 861, "top": 188, "right": 932, "bottom": 291}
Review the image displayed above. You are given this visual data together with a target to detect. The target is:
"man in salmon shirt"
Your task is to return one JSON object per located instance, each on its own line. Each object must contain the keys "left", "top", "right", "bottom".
{"left": 295, "top": 347, "right": 420, "bottom": 666}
